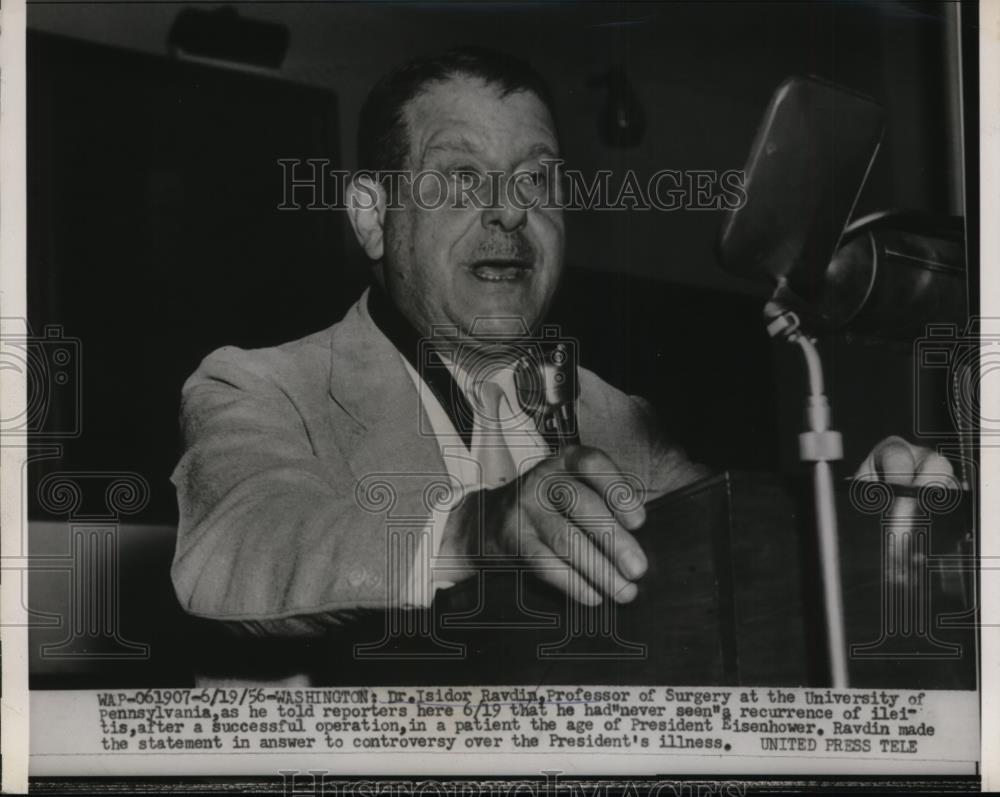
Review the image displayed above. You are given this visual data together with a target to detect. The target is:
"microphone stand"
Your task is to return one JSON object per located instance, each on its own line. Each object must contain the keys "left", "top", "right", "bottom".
{"left": 765, "top": 294, "right": 850, "bottom": 688}
{"left": 548, "top": 400, "right": 580, "bottom": 451}
{"left": 516, "top": 342, "right": 581, "bottom": 452}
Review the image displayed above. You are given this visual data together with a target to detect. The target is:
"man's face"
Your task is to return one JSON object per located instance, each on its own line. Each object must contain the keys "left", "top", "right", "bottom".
{"left": 378, "top": 74, "right": 565, "bottom": 341}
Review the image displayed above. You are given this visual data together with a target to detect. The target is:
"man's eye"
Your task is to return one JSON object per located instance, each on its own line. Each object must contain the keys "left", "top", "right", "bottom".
{"left": 514, "top": 170, "right": 548, "bottom": 195}
{"left": 527, "top": 170, "right": 547, "bottom": 186}
{"left": 448, "top": 166, "right": 482, "bottom": 185}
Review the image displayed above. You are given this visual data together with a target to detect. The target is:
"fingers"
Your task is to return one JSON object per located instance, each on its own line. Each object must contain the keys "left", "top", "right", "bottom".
{"left": 853, "top": 451, "right": 877, "bottom": 482}
{"left": 914, "top": 450, "right": 956, "bottom": 488}
{"left": 871, "top": 436, "right": 916, "bottom": 486}
{"left": 533, "top": 449, "right": 648, "bottom": 582}
{"left": 586, "top": 519, "right": 647, "bottom": 582}
{"left": 550, "top": 520, "right": 639, "bottom": 603}
{"left": 530, "top": 476, "right": 646, "bottom": 595}
{"left": 518, "top": 519, "right": 638, "bottom": 604}
{"left": 559, "top": 447, "right": 648, "bottom": 581}
{"left": 490, "top": 445, "right": 652, "bottom": 606}
{"left": 563, "top": 506, "right": 646, "bottom": 581}
{"left": 561, "top": 445, "right": 647, "bottom": 531}
{"left": 855, "top": 436, "right": 957, "bottom": 489}
{"left": 518, "top": 536, "right": 602, "bottom": 606}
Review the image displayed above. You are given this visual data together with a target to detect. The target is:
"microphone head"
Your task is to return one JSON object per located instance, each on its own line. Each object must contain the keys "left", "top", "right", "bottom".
{"left": 717, "top": 76, "right": 883, "bottom": 300}
{"left": 514, "top": 342, "right": 580, "bottom": 448}
{"left": 514, "top": 342, "right": 579, "bottom": 412}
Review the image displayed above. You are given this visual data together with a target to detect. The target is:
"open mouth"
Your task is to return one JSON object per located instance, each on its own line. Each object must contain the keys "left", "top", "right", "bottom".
{"left": 467, "top": 259, "right": 534, "bottom": 282}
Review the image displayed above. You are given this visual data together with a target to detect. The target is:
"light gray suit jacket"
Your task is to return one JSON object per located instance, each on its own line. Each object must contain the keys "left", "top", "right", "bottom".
{"left": 171, "top": 291, "right": 708, "bottom": 636}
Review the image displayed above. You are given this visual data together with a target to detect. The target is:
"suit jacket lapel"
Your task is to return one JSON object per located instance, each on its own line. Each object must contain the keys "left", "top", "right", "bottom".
{"left": 326, "top": 289, "right": 447, "bottom": 483}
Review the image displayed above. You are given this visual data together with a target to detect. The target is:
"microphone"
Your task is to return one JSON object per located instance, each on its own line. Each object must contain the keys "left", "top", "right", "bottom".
{"left": 714, "top": 75, "right": 886, "bottom": 689}
{"left": 514, "top": 342, "right": 581, "bottom": 451}
{"left": 717, "top": 75, "right": 883, "bottom": 301}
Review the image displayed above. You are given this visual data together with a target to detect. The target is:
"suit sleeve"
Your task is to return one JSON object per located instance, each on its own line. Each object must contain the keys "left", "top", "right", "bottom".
{"left": 628, "top": 395, "right": 714, "bottom": 500}
{"left": 577, "top": 369, "right": 712, "bottom": 502}
{"left": 170, "top": 348, "right": 443, "bottom": 637}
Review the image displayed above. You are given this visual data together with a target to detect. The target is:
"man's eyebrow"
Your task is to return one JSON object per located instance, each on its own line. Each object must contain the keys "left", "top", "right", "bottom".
{"left": 423, "top": 137, "right": 482, "bottom": 159}
{"left": 421, "top": 138, "right": 560, "bottom": 164}
{"left": 525, "top": 143, "right": 559, "bottom": 160}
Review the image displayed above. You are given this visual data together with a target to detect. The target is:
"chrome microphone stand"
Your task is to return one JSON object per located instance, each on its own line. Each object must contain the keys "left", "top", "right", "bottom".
{"left": 516, "top": 342, "right": 581, "bottom": 452}
{"left": 765, "top": 294, "right": 850, "bottom": 688}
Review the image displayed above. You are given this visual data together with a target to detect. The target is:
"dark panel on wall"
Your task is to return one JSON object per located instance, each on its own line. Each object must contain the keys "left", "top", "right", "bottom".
{"left": 27, "top": 32, "right": 351, "bottom": 521}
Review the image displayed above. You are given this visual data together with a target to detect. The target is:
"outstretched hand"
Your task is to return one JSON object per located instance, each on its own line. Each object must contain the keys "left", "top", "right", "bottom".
{"left": 854, "top": 435, "right": 955, "bottom": 488}
{"left": 442, "top": 445, "right": 648, "bottom": 606}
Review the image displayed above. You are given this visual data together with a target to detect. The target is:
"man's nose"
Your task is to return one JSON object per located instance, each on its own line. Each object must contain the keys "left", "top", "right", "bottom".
{"left": 480, "top": 191, "right": 528, "bottom": 232}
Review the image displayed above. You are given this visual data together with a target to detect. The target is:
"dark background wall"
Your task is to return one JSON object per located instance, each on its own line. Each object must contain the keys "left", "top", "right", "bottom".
{"left": 30, "top": 1, "right": 961, "bottom": 290}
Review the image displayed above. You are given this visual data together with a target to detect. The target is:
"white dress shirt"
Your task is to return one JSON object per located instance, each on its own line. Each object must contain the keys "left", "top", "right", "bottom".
{"left": 398, "top": 354, "right": 551, "bottom": 607}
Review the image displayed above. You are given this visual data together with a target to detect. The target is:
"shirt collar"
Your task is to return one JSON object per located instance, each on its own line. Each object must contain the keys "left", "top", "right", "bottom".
{"left": 365, "top": 283, "right": 560, "bottom": 453}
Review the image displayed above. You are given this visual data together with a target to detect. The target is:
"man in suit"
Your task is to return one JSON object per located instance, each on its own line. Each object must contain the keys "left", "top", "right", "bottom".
{"left": 171, "top": 47, "right": 951, "bottom": 648}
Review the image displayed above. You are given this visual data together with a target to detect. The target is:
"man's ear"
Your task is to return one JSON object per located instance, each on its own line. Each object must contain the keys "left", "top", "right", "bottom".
{"left": 346, "top": 173, "right": 386, "bottom": 260}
